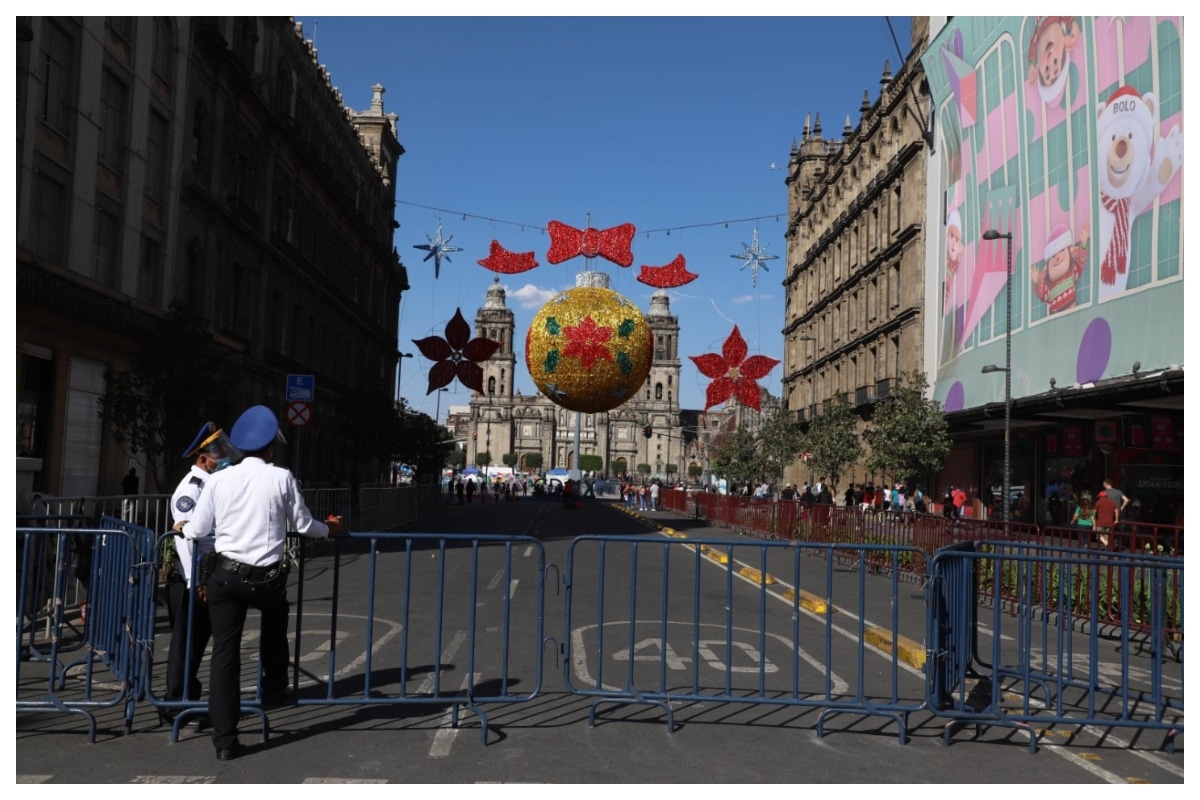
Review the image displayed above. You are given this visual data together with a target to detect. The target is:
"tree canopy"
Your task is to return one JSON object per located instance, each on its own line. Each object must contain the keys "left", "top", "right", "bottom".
{"left": 806, "top": 396, "right": 862, "bottom": 491}
{"left": 864, "top": 370, "right": 951, "bottom": 487}
{"left": 711, "top": 426, "right": 763, "bottom": 486}
{"left": 757, "top": 406, "right": 806, "bottom": 486}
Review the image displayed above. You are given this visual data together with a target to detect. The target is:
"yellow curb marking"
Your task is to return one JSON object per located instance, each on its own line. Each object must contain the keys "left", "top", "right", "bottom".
{"left": 699, "top": 545, "right": 730, "bottom": 564}
{"left": 782, "top": 588, "right": 832, "bottom": 615}
{"left": 737, "top": 565, "right": 777, "bottom": 585}
{"left": 864, "top": 626, "right": 926, "bottom": 669}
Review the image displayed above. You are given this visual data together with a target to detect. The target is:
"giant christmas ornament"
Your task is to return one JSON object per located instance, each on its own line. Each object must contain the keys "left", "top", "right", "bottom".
{"left": 525, "top": 286, "right": 653, "bottom": 413}
{"left": 690, "top": 325, "right": 779, "bottom": 412}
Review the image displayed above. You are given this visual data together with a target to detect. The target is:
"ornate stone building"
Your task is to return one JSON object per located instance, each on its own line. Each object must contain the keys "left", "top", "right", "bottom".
{"left": 465, "top": 280, "right": 689, "bottom": 479}
{"left": 15, "top": 17, "right": 407, "bottom": 495}
{"left": 780, "top": 19, "right": 932, "bottom": 491}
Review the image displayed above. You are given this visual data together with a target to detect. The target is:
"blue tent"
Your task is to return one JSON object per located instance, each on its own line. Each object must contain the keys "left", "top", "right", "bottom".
{"left": 545, "top": 468, "right": 569, "bottom": 478}
{"left": 461, "top": 466, "right": 481, "bottom": 476}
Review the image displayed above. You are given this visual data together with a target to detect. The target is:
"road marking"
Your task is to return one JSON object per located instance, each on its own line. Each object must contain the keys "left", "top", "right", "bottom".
{"left": 429, "top": 671, "right": 480, "bottom": 758}
{"left": 16, "top": 776, "right": 53, "bottom": 784}
{"left": 131, "top": 776, "right": 216, "bottom": 784}
{"left": 303, "top": 778, "right": 389, "bottom": 783}
{"left": 509, "top": 579, "right": 520, "bottom": 600}
{"left": 486, "top": 569, "right": 504, "bottom": 590}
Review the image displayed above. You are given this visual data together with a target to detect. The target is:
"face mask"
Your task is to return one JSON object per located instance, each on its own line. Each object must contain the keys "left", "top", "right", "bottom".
{"left": 213, "top": 457, "right": 232, "bottom": 471}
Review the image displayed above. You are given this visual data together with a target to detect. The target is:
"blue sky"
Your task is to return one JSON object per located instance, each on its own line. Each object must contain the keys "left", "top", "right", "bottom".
{"left": 300, "top": 16, "right": 913, "bottom": 420}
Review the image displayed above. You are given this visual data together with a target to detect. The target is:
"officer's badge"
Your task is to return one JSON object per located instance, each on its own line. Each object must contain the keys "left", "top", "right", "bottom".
{"left": 175, "top": 496, "right": 195, "bottom": 513}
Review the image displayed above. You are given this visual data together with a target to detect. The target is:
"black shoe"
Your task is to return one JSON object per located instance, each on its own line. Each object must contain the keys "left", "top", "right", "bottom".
{"left": 184, "top": 713, "right": 212, "bottom": 730}
{"left": 261, "top": 690, "right": 295, "bottom": 708}
{"left": 158, "top": 707, "right": 178, "bottom": 726}
{"left": 215, "top": 741, "right": 242, "bottom": 761}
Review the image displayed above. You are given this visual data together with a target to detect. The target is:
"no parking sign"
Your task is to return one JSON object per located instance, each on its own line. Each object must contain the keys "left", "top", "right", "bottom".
{"left": 286, "top": 401, "right": 312, "bottom": 428}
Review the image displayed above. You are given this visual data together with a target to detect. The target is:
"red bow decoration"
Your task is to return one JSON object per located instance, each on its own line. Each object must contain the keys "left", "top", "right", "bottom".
{"left": 546, "top": 220, "right": 636, "bottom": 267}
{"left": 636, "top": 254, "right": 699, "bottom": 288}
{"left": 689, "top": 325, "right": 779, "bottom": 412}
{"left": 478, "top": 240, "right": 539, "bottom": 274}
{"left": 412, "top": 308, "right": 502, "bottom": 394}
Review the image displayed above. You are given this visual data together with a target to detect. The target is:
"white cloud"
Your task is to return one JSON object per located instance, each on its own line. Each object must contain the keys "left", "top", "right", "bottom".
{"left": 508, "top": 283, "right": 560, "bottom": 309}
{"left": 731, "top": 294, "right": 774, "bottom": 304}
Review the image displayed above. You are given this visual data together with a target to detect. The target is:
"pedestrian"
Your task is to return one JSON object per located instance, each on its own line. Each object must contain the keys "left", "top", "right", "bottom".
{"left": 162, "top": 421, "right": 239, "bottom": 728}
{"left": 122, "top": 467, "right": 140, "bottom": 495}
{"left": 176, "top": 405, "right": 344, "bottom": 761}
{"left": 1093, "top": 490, "right": 1120, "bottom": 548}
{"left": 952, "top": 486, "right": 968, "bottom": 518}
{"left": 456, "top": 479, "right": 464, "bottom": 506}
{"left": 861, "top": 483, "right": 875, "bottom": 512}
{"left": 466, "top": 478, "right": 475, "bottom": 504}
{"left": 1101, "top": 478, "right": 1131, "bottom": 517}
{"left": 649, "top": 480, "right": 660, "bottom": 511}
{"left": 913, "top": 486, "right": 926, "bottom": 514}
{"left": 780, "top": 483, "right": 796, "bottom": 501}
{"left": 1071, "top": 494, "right": 1095, "bottom": 531}
{"left": 638, "top": 483, "right": 647, "bottom": 511}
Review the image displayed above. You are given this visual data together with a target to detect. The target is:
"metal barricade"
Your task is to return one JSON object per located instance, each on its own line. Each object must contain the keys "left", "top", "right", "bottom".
{"left": 927, "top": 540, "right": 1184, "bottom": 752}
{"left": 563, "top": 535, "right": 929, "bottom": 743}
{"left": 356, "top": 486, "right": 420, "bottom": 533}
{"left": 16, "top": 517, "right": 156, "bottom": 741}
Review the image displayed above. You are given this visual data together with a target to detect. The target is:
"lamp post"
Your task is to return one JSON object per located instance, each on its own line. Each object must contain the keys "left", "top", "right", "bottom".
{"left": 395, "top": 351, "right": 413, "bottom": 405}
{"left": 799, "top": 334, "right": 816, "bottom": 484}
{"left": 981, "top": 229, "right": 1013, "bottom": 522}
{"left": 435, "top": 387, "right": 449, "bottom": 428}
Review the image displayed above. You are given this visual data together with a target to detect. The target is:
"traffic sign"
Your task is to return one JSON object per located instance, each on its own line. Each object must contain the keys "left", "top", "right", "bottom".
{"left": 287, "top": 374, "right": 315, "bottom": 402}
{"left": 286, "top": 401, "right": 313, "bottom": 428}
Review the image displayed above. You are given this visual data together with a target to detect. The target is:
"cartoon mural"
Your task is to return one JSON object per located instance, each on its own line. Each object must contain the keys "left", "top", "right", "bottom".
{"left": 923, "top": 16, "right": 1183, "bottom": 411}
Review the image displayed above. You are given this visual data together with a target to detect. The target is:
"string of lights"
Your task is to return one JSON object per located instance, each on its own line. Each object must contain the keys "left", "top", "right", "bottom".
{"left": 395, "top": 200, "right": 786, "bottom": 237}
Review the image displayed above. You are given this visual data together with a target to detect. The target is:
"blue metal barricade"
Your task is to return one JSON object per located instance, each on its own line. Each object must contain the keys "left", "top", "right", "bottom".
{"left": 563, "top": 535, "right": 929, "bottom": 743}
{"left": 927, "top": 541, "right": 1184, "bottom": 752}
{"left": 15, "top": 516, "right": 156, "bottom": 741}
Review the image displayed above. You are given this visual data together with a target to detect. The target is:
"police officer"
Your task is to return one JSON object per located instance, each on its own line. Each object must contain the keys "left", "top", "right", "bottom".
{"left": 177, "top": 405, "right": 343, "bottom": 761}
{"left": 162, "top": 421, "right": 239, "bottom": 728}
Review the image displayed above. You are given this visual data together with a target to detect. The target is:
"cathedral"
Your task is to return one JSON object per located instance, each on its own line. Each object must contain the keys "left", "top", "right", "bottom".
{"left": 464, "top": 279, "right": 688, "bottom": 479}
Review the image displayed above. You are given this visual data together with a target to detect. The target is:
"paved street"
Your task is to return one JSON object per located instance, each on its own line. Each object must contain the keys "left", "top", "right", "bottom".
{"left": 16, "top": 495, "right": 1185, "bottom": 784}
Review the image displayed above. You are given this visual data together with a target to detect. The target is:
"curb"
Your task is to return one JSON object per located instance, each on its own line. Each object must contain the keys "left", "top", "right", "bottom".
{"left": 864, "top": 626, "right": 927, "bottom": 669}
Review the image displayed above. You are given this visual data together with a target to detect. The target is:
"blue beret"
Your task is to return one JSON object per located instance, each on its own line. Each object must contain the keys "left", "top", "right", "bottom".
{"left": 183, "top": 421, "right": 218, "bottom": 459}
{"left": 230, "top": 405, "right": 283, "bottom": 452}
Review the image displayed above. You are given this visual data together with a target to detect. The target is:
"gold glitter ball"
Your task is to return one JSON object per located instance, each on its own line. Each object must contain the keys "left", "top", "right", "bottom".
{"left": 524, "top": 287, "right": 653, "bottom": 413}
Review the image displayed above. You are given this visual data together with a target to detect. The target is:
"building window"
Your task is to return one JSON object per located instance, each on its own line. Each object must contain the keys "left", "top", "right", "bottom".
{"left": 151, "top": 18, "right": 174, "bottom": 87}
{"left": 98, "top": 69, "right": 129, "bottom": 173}
{"left": 93, "top": 206, "right": 122, "bottom": 287}
{"left": 488, "top": 376, "right": 496, "bottom": 395}
{"left": 145, "top": 109, "right": 169, "bottom": 202}
{"left": 655, "top": 383, "right": 663, "bottom": 400}
{"left": 32, "top": 171, "right": 68, "bottom": 265}
{"left": 891, "top": 263, "right": 901, "bottom": 307}
{"left": 137, "top": 235, "right": 162, "bottom": 305}
{"left": 39, "top": 20, "right": 76, "bottom": 135}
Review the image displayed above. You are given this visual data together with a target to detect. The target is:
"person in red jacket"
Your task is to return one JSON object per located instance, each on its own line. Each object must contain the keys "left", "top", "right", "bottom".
{"left": 952, "top": 486, "right": 968, "bottom": 518}
{"left": 1094, "top": 490, "right": 1120, "bottom": 548}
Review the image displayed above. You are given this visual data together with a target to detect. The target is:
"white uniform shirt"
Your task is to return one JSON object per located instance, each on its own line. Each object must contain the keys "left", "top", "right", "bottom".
{"left": 169, "top": 464, "right": 217, "bottom": 586}
{"left": 183, "top": 456, "right": 329, "bottom": 566}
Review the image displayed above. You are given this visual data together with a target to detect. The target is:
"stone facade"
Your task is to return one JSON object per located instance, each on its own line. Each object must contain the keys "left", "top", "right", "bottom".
{"left": 780, "top": 19, "right": 931, "bottom": 491}
{"left": 465, "top": 281, "right": 692, "bottom": 479}
{"left": 15, "top": 17, "right": 407, "bottom": 495}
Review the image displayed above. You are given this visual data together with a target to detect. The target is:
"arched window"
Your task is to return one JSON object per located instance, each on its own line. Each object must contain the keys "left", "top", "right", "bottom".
{"left": 655, "top": 383, "right": 663, "bottom": 400}
{"left": 487, "top": 376, "right": 496, "bottom": 395}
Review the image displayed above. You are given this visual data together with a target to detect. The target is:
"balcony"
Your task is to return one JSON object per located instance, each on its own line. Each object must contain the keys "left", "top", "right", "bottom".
{"left": 875, "top": 378, "right": 892, "bottom": 400}
{"left": 855, "top": 386, "right": 872, "bottom": 406}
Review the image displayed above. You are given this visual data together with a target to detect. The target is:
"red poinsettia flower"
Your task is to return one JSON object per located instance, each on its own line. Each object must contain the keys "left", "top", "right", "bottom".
{"left": 689, "top": 325, "right": 779, "bottom": 412}
{"left": 412, "top": 308, "right": 502, "bottom": 394}
{"left": 562, "top": 315, "right": 614, "bottom": 371}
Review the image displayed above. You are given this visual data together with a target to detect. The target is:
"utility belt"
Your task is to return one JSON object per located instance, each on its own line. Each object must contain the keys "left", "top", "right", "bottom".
{"left": 213, "top": 553, "right": 287, "bottom": 583}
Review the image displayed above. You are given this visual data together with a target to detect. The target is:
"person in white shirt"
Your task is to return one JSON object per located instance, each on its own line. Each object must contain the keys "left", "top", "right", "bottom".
{"left": 178, "top": 405, "right": 343, "bottom": 761}
{"left": 161, "top": 421, "right": 239, "bottom": 728}
{"left": 649, "top": 480, "right": 660, "bottom": 510}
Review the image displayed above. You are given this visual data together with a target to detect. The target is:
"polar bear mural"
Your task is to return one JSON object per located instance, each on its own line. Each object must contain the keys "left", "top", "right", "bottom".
{"left": 1095, "top": 85, "right": 1183, "bottom": 300}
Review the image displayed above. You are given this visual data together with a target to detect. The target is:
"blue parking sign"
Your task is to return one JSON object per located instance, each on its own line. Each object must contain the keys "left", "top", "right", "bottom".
{"left": 287, "top": 374, "right": 315, "bottom": 402}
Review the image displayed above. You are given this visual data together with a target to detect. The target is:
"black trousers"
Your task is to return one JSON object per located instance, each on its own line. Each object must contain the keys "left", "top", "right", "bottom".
{"left": 165, "top": 574, "right": 212, "bottom": 702}
{"left": 205, "top": 565, "right": 290, "bottom": 749}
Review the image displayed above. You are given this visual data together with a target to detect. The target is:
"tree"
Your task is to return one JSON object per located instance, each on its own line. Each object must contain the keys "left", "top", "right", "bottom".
{"left": 664, "top": 463, "right": 678, "bottom": 479}
{"left": 687, "top": 465, "right": 703, "bottom": 480}
{"left": 711, "top": 426, "right": 763, "bottom": 487}
{"left": 102, "top": 302, "right": 238, "bottom": 492}
{"left": 446, "top": 449, "right": 465, "bottom": 470}
{"left": 806, "top": 396, "right": 862, "bottom": 491}
{"left": 522, "top": 452, "right": 543, "bottom": 471}
{"left": 344, "top": 374, "right": 407, "bottom": 482}
{"left": 637, "top": 463, "right": 651, "bottom": 476}
{"left": 502, "top": 453, "right": 519, "bottom": 468}
{"left": 578, "top": 454, "right": 603, "bottom": 473}
{"left": 388, "top": 403, "right": 455, "bottom": 482}
{"left": 864, "top": 370, "right": 952, "bottom": 486}
{"left": 756, "top": 406, "right": 805, "bottom": 487}
{"left": 475, "top": 451, "right": 492, "bottom": 468}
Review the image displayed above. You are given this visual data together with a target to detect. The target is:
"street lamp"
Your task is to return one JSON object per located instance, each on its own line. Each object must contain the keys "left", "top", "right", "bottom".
{"left": 435, "top": 387, "right": 449, "bottom": 427}
{"left": 395, "top": 351, "right": 413, "bottom": 405}
{"left": 981, "top": 228, "right": 1013, "bottom": 523}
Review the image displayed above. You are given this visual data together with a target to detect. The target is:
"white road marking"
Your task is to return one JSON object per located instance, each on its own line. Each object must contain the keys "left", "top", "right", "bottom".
{"left": 303, "top": 778, "right": 389, "bottom": 783}
{"left": 16, "top": 776, "right": 53, "bottom": 784}
{"left": 509, "top": 579, "right": 519, "bottom": 600}
{"left": 415, "top": 630, "right": 467, "bottom": 695}
{"left": 486, "top": 570, "right": 504, "bottom": 591}
{"left": 130, "top": 776, "right": 215, "bottom": 784}
{"left": 523, "top": 546, "right": 534, "bottom": 558}
{"left": 1040, "top": 743, "right": 1136, "bottom": 783}
{"left": 429, "top": 671, "right": 480, "bottom": 758}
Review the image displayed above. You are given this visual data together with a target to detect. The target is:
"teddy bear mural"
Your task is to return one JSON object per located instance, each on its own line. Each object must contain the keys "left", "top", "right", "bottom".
{"left": 1094, "top": 85, "right": 1183, "bottom": 301}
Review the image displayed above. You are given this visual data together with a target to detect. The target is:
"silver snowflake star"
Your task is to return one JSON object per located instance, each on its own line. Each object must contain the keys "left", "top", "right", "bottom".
{"left": 730, "top": 226, "right": 779, "bottom": 287}
{"left": 413, "top": 224, "right": 463, "bottom": 279}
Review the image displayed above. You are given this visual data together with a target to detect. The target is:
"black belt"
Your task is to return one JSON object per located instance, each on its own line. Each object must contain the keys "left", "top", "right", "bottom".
{"left": 214, "top": 554, "right": 285, "bottom": 582}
